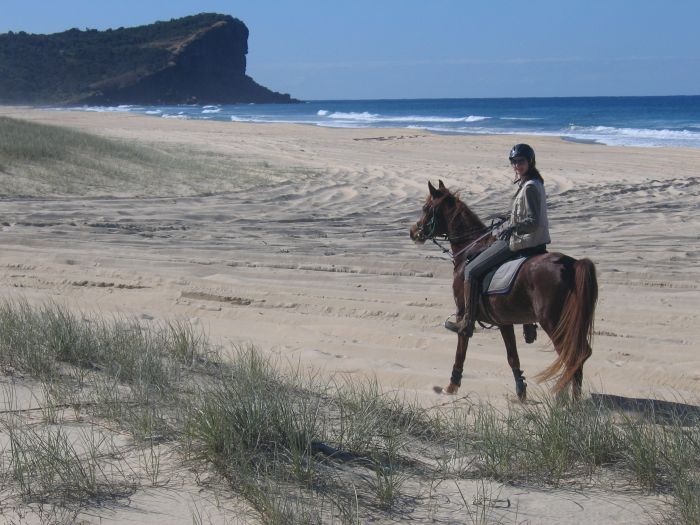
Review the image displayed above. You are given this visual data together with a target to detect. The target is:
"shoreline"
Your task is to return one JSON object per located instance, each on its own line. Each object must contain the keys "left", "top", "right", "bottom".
{"left": 3, "top": 99, "right": 699, "bottom": 149}
{"left": 2, "top": 104, "right": 698, "bottom": 158}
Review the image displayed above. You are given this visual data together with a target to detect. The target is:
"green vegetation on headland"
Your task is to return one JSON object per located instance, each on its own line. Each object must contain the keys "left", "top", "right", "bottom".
{"left": 0, "top": 13, "right": 297, "bottom": 105}
{"left": 0, "top": 300, "right": 697, "bottom": 523}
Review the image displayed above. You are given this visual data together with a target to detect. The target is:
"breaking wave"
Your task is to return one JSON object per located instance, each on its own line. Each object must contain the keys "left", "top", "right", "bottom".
{"left": 59, "top": 96, "right": 700, "bottom": 148}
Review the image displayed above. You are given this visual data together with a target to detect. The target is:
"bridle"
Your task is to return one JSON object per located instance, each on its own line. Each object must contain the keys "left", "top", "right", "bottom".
{"left": 415, "top": 202, "right": 443, "bottom": 242}
{"left": 415, "top": 201, "right": 459, "bottom": 256}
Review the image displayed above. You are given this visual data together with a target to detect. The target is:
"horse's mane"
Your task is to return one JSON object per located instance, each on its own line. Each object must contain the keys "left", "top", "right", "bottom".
{"left": 439, "top": 187, "right": 487, "bottom": 232}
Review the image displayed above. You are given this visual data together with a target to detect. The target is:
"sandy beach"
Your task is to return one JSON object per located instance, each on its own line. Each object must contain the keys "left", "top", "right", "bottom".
{"left": 0, "top": 106, "right": 698, "bottom": 523}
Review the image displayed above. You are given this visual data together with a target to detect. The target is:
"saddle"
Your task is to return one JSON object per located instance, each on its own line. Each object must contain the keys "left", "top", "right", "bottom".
{"left": 481, "top": 257, "right": 528, "bottom": 295}
{"left": 480, "top": 244, "right": 547, "bottom": 296}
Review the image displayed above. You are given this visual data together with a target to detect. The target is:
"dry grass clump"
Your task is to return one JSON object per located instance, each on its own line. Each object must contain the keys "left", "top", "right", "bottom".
{"left": 0, "top": 116, "right": 293, "bottom": 197}
{"left": 0, "top": 299, "right": 697, "bottom": 524}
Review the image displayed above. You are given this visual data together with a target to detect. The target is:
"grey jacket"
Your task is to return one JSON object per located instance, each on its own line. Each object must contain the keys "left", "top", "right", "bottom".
{"left": 509, "top": 179, "right": 551, "bottom": 251}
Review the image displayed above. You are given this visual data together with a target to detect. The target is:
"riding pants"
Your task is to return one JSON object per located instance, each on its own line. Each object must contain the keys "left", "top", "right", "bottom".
{"left": 464, "top": 239, "right": 513, "bottom": 282}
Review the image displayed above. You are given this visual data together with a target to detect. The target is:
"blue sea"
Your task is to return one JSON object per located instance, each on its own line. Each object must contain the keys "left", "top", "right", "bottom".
{"left": 64, "top": 95, "right": 700, "bottom": 148}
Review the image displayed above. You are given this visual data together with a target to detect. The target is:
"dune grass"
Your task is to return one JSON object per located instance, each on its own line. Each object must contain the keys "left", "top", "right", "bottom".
{"left": 0, "top": 116, "right": 293, "bottom": 197}
{"left": 0, "top": 300, "right": 697, "bottom": 524}
{"left": 4, "top": 420, "right": 135, "bottom": 506}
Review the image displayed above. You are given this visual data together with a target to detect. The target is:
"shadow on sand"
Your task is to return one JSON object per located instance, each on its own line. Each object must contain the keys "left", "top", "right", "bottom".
{"left": 591, "top": 393, "right": 700, "bottom": 426}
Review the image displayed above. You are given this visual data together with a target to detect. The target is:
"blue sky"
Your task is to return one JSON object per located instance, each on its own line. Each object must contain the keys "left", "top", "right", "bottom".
{"left": 2, "top": 0, "right": 698, "bottom": 100}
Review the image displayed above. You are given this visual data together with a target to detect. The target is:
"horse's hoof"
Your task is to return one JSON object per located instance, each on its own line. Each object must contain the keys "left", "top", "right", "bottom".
{"left": 443, "top": 383, "right": 459, "bottom": 395}
{"left": 433, "top": 384, "right": 459, "bottom": 395}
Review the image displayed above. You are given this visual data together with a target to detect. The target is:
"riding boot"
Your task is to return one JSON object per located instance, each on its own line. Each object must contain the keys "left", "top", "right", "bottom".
{"left": 523, "top": 323, "right": 537, "bottom": 344}
{"left": 454, "top": 277, "right": 479, "bottom": 338}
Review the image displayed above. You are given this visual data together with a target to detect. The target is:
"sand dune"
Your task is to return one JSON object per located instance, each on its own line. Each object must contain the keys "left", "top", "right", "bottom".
{"left": 0, "top": 106, "right": 698, "bottom": 523}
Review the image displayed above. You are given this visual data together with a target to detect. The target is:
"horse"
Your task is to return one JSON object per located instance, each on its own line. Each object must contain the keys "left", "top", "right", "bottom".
{"left": 409, "top": 180, "right": 598, "bottom": 401}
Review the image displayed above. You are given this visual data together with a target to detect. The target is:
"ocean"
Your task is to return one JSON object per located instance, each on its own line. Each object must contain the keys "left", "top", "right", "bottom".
{"left": 62, "top": 95, "right": 700, "bottom": 148}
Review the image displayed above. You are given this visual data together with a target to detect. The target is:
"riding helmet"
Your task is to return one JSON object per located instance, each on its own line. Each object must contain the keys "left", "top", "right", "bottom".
{"left": 508, "top": 143, "right": 535, "bottom": 163}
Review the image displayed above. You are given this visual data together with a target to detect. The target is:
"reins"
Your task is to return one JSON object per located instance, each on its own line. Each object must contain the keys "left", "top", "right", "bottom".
{"left": 451, "top": 226, "right": 501, "bottom": 261}
{"left": 426, "top": 216, "right": 508, "bottom": 263}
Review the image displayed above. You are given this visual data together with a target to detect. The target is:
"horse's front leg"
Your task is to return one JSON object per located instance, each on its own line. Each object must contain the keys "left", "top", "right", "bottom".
{"left": 441, "top": 270, "right": 470, "bottom": 394}
{"left": 499, "top": 324, "right": 527, "bottom": 401}
{"left": 443, "top": 332, "right": 470, "bottom": 394}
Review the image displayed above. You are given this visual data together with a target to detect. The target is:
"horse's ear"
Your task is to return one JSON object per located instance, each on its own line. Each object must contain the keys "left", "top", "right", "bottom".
{"left": 428, "top": 181, "right": 441, "bottom": 198}
{"left": 438, "top": 180, "right": 446, "bottom": 190}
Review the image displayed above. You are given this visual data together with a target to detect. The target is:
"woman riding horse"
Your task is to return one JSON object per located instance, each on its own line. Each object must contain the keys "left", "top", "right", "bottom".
{"left": 449, "top": 143, "right": 550, "bottom": 338}
{"left": 409, "top": 147, "right": 597, "bottom": 400}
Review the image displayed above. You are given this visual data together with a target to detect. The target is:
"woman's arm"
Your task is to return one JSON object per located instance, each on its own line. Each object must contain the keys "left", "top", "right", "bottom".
{"left": 514, "top": 184, "right": 542, "bottom": 234}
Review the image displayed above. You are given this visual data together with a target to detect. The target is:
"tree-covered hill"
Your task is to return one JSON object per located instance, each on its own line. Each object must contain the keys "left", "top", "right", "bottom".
{"left": 0, "top": 13, "right": 297, "bottom": 105}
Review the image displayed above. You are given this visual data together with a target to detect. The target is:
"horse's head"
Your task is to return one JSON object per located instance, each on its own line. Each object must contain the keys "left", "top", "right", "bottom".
{"left": 409, "top": 180, "right": 456, "bottom": 243}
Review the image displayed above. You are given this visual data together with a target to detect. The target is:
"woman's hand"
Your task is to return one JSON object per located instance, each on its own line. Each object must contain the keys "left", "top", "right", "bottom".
{"left": 498, "top": 226, "right": 515, "bottom": 241}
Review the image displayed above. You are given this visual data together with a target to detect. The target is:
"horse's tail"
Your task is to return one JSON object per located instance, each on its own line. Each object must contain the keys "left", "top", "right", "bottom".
{"left": 536, "top": 258, "right": 598, "bottom": 393}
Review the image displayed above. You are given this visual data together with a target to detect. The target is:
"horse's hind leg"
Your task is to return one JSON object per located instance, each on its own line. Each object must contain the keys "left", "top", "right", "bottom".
{"left": 571, "top": 344, "right": 592, "bottom": 401}
{"left": 499, "top": 325, "right": 527, "bottom": 401}
{"left": 572, "top": 368, "right": 583, "bottom": 401}
{"left": 539, "top": 318, "right": 591, "bottom": 402}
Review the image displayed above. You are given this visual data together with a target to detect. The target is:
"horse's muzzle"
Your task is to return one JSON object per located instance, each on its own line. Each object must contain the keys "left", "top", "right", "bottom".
{"left": 409, "top": 223, "right": 426, "bottom": 244}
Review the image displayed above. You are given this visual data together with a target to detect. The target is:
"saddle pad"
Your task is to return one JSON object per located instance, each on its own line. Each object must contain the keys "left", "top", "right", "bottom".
{"left": 484, "top": 257, "right": 528, "bottom": 295}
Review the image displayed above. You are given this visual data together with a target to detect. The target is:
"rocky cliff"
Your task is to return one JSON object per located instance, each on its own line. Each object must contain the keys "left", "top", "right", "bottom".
{"left": 0, "top": 13, "right": 297, "bottom": 105}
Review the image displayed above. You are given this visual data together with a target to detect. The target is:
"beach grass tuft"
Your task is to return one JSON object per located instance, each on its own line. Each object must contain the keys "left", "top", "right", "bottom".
{"left": 0, "top": 300, "right": 698, "bottom": 523}
{"left": 4, "top": 418, "right": 135, "bottom": 506}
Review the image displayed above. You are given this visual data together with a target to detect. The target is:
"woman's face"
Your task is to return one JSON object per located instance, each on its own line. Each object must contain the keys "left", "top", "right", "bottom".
{"left": 511, "top": 157, "right": 529, "bottom": 179}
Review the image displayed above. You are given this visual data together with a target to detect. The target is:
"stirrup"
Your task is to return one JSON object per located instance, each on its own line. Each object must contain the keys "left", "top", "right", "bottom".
{"left": 444, "top": 319, "right": 459, "bottom": 333}
{"left": 444, "top": 317, "right": 473, "bottom": 337}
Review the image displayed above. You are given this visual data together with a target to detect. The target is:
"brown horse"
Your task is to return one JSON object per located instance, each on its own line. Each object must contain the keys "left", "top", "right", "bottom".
{"left": 409, "top": 180, "right": 598, "bottom": 400}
